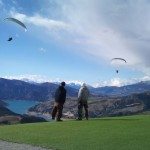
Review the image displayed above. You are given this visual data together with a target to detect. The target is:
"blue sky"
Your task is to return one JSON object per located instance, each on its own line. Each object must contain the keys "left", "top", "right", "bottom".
{"left": 0, "top": 0, "right": 149, "bottom": 86}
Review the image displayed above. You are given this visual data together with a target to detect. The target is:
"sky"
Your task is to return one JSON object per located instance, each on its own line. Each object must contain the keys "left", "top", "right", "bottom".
{"left": 0, "top": 0, "right": 150, "bottom": 86}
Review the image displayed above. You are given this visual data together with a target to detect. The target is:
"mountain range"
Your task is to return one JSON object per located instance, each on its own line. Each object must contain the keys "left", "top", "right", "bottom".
{"left": 0, "top": 78, "right": 77, "bottom": 101}
{"left": 0, "top": 78, "right": 150, "bottom": 101}
{"left": 89, "top": 81, "right": 150, "bottom": 96}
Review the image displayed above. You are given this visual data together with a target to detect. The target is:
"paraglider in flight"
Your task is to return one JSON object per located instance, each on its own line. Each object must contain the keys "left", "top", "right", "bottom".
{"left": 111, "top": 58, "right": 127, "bottom": 74}
{"left": 7, "top": 37, "right": 13, "bottom": 41}
{"left": 5, "top": 17, "right": 27, "bottom": 31}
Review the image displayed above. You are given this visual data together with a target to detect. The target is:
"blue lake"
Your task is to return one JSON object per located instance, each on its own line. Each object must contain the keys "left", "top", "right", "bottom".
{"left": 4, "top": 100, "right": 39, "bottom": 115}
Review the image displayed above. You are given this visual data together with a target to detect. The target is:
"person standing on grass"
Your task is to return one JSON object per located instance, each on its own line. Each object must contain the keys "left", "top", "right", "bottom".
{"left": 77, "top": 83, "right": 90, "bottom": 120}
{"left": 52, "top": 82, "right": 67, "bottom": 121}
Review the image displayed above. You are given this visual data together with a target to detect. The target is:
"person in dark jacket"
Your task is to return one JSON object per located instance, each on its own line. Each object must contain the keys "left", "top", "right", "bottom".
{"left": 52, "top": 82, "right": 66, "bottom": 121}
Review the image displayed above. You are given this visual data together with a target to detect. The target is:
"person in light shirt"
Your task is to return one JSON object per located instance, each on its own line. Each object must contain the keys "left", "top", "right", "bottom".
{"left": 77, "top": 83, "right": 90, "bottom": 120}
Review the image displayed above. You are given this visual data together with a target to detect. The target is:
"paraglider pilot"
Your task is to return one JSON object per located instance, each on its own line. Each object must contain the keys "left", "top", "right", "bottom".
{"left": 7, "top": 37, "right": 13, "bottom": 41}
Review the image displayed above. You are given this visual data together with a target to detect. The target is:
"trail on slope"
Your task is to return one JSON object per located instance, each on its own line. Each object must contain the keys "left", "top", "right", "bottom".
{"left": 0, "top": 140, "right": 51, "bottom": 150}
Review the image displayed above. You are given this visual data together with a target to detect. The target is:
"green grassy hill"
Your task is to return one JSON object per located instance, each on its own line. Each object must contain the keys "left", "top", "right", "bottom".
{"left": 0, "top": 115, "right": 150, "bottom": 150}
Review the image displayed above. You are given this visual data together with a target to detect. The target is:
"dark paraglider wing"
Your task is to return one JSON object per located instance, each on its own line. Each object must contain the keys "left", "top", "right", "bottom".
{"left": 5, "top": 18, "right": 27, "bottom": 31}
{"left": 111, "top": 58, "right": 127, "bottom": 63}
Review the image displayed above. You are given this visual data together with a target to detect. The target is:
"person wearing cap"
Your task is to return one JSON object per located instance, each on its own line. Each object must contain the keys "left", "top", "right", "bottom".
{"left": 52, "top": 81, "right": 67, "bottom": 121}
{"left": 77, "top": 83, "right": 90, "bottom": 120}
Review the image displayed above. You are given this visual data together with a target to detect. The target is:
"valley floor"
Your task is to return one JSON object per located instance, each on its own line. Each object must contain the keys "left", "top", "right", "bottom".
{"left": 0, "top": 115, "right": 150, "bottom": 150}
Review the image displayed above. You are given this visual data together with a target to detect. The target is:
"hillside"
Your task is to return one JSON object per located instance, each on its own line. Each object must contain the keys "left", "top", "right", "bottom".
{"left": 0, "top": 100, "right": 18, "bottom": 117}
{"left": 0, "top": 106, "right": 18, "bottom": 117}
{"left": 0, "top": 115, "right": 149, "bottom": 150}
{"left": 28, "top": 92, "right": 150, "bottom": 118}
{"left": 90, "top": 81, "right": 150, "bottom": 96}
{"left": 0, "top": 78, "right": 77, "bottom": 101}
{"left": 0, "top": 100, "right": 7, "bottom": 107}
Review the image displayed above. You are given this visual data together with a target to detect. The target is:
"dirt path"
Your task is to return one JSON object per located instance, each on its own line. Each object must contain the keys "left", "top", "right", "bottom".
{"left": 0, "top": 140, "right": 51, "bottom": 150}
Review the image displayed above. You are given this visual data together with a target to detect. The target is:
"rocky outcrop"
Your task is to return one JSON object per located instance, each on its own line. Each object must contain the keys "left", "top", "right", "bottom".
{"left": 0, "top": 114, "right": 47, "bottom": 125}
{"left": 20, "top": 115, "right": 47, "bottom": 124}
{"left": 0, "top": 106, "right": 19, "bottom": 117}
{"left": 0, "top": 116, "right": 21, "bottom": 125}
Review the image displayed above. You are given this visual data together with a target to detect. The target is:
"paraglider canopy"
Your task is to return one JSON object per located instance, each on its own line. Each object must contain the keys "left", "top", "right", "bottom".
{"left": 111, "top": 58, "right": 127, "bottom": 63}
{"left": 5, "top": 17, "right": 27, "bottom": 31}
{"left": 111, "top": 58, "right": 127, "bottom": 74}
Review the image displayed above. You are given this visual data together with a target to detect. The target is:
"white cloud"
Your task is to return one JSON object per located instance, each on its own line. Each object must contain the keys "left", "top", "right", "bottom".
{"left": 12, "top": 0, "right": 17, "bottom": 5}
{"left": 93, "top": 76, "right": 150, "bottom": 87}
{"left": 0, "top": 0, "right": 3, "bottom": 6}
{"left": 4, "top": 1, "right": 150, "bottom": 76}
{"left": 52, "top": 0, "right": 150, "bottom": 75}
{"left": 93, "top": 78, "right": 126, "bottom": 87}
{"left": 0, "top": 0, "right": 5, "bottom": 11}
{"left": 3, "top": 75, "right": 49, "bottom": 83}
{"left": 1, "top": 74, "right": 83, "bottom": 85}
{"left": 65, "top": 80, "right": 83, "bottom": 85}
{"left": 10, "top": 11, "right": 70, "bottom": 31}
{"left": 39, "top": 47, "right": 46, "bottom": 53}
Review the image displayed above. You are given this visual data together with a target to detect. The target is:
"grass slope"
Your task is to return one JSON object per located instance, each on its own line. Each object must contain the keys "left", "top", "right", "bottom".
{"left": 0, "top": 115, "right": 150, "bottom": 150}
